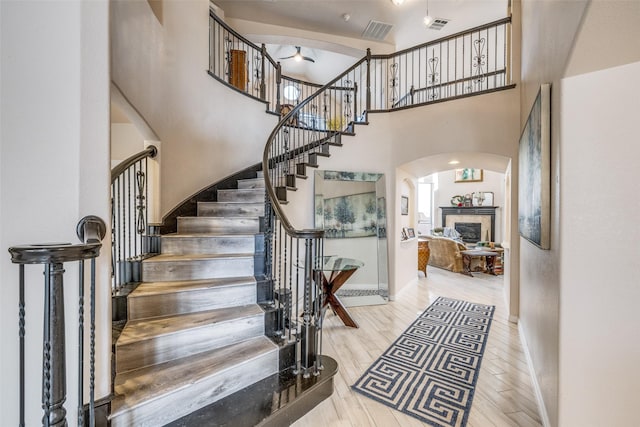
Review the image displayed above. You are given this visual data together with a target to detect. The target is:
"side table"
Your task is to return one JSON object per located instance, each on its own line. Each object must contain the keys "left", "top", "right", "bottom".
{"left": 418, "top": 239, "right": 430, "bottom": 276}
{"left": 461, "top": 250, "right": 499, "bottom": 276}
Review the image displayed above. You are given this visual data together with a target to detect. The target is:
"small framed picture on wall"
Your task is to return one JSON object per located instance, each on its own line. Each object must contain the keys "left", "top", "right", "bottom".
{"left": 455, "top": 168, "right": 483, "bottom": 183}
{"left": 401, "top": 195, "right": 409, "bottom": 215}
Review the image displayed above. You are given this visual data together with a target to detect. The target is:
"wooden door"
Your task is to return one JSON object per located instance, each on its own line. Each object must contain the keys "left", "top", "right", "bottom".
{"left": 229, "top": 49, "right": 247, "bottom": 91}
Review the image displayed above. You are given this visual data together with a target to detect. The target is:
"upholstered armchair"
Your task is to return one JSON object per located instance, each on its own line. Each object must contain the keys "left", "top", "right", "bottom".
{"left": 422, "top": 235, "right": 468, "bottom": 273}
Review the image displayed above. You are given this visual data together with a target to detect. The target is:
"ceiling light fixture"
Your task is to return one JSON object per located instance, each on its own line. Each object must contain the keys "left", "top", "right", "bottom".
{"left": 279, "top": 46, "right": 315, "bottom": 63}
{"left": 424, "top": 0, "right": 434, "bottom": 27}
{"left": 391, "top": 0, "right": 405, "bottom": 5}
{"left": 448, "top": 160, "right": 460, "bottom": 165}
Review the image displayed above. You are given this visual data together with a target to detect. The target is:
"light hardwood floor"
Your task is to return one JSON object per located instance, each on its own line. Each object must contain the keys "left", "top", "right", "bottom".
{"left": 293, "top": 267, "right": 543, "bottom": 427}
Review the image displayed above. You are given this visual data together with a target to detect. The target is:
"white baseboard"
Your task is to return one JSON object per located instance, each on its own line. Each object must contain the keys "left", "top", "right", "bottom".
{"left": 518, "top": 322, "right": 552, "bottom": 427}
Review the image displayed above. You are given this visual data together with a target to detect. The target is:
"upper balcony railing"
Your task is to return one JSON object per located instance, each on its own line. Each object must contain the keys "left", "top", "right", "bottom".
{"left": 371, "top": 17, "right": 512, "bottom": 110}
{"left": 209, "top": 11, "right": 512, "bottom": 118}
{"left": 208, "top": 11, "right": 324, "bottom": 115}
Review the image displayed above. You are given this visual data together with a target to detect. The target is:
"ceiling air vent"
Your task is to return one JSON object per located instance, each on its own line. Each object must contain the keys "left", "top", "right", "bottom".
{"left": 427, "top": 18, "right": 450, "bottom": 31}
{"left": 362, "top": 20, "right": 393, "bottom": 41}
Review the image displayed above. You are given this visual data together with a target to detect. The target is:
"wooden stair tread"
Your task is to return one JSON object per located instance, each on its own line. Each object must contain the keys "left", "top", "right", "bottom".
{"left": 197, "top": 201, "right": 264, "bottom": 205}
{"left": 130, "top": 277, "right": 257, "bottom": 297}
{"left": 162, "top": 233, "right": 259, "bottom": 238}
{"left": 218, "top": 188, "right": 264, "bottom": 193}
{"left": 117, "top": 304, "right": 263, "bottom": 345}
{"left": 143, "top": 253, "right": 255, "bottom": 263}
{"left": 178, "top": 216, "right": 260, "bottom": 220}
{"left": 111, "top": 336, "right": 278, "bottom": 415}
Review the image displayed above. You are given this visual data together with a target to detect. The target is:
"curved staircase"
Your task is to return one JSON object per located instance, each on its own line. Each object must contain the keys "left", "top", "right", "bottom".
{"left": 110, "top": 174, "right": 280, "bottom": 426}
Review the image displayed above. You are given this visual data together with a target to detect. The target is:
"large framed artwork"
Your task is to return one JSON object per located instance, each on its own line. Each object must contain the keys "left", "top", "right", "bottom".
{"left": 316, "top": 192, "right": 378, "bottom": 238}
{"left": 518, "top": 84, "right": 551, "bottom": 249}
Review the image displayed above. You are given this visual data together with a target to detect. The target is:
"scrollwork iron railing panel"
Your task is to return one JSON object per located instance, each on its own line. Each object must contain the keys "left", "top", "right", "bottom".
{"left": 8, "top": 216, "right": 107, "bottom": 427}
{"left": 111, "top": 145, "right": 157, "bottom": 293}
{"left": 370, "top": 17, "right": 511, "bottom": 110}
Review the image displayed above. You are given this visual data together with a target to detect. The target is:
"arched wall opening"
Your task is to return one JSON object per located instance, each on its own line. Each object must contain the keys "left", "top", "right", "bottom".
{"left": 396, "top": 151, "right": 518, "bottom": 319}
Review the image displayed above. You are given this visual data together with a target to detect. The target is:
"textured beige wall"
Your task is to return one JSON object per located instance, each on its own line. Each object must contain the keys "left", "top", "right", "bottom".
{"left": 0, "top": 1, "right": 111, "bottom": 425}
{"left": 518, "top": 1, "right": 640, "bottom": 426}
{"left": 559, "top": 59, "right": 640, "bottom": 427}
{"left": 111, "top": 0, "right": 278, "bottom": 216}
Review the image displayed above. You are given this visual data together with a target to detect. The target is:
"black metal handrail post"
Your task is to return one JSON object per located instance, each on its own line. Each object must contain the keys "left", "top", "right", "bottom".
{"left": 9, "top": 215, "right": 107, "bottom": 427}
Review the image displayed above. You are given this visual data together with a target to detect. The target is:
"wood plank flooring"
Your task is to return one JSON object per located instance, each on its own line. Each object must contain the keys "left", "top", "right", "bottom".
{"left": 293, "top": 267, "right": 543, "bottom": 427}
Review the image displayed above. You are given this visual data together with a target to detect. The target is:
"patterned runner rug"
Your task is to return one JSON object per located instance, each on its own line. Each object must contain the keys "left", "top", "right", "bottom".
{"left": 352, "top": 297, "right": 495, "bottom": 427}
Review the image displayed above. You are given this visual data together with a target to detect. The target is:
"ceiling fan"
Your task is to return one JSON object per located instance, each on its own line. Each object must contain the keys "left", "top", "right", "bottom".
{"left": 279, "top": 46, "right": 315, "bottom": 63}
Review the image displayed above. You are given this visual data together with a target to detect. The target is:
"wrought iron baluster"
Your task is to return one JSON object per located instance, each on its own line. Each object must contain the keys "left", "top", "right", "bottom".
{"left": 389, "top": 62, "right": 399, "bottom": 108}
{"left": 77, "top": 260, "right": 84, "bottom": 427}
{"left": 136, "top": 169, "right": 147, "bottom": 235}
{"left": 19, "top": 264, "right": 25, "bottom": 427}
{"left": 89, "top": 257, "right": 97, "bottom": 427}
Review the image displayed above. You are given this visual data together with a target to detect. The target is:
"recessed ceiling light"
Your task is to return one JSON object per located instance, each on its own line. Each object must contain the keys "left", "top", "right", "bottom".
{"left": 448, "top": 160, "right": 460, "bottom": 165}
{"left": 391, "top": 0, "right": 405, "bottom": 5}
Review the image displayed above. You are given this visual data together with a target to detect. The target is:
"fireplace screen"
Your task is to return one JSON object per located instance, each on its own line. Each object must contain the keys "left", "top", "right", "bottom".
{"left": 455, "top": 222, "right": 482, "bottom": 243}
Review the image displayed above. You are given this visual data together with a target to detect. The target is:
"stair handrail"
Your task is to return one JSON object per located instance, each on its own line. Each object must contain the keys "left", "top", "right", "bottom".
{"left": 110, "top": 145, "right": 159, "bottom": 292}
{"left": 111, "top": 145, "right": 157, "bottom": 183}
{"left": 261, "top": 55, "right": 368, "bottom": 378}
{"left": 262, "top": 55, "right": 368, "bottom": 237}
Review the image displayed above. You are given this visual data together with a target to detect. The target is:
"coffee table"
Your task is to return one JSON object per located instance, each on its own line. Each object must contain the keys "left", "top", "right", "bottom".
{"left": 318, "top": 256, "right": 364, "bottom": 328}
{"left": 461, "top": 249, "right": 499, "bottom": 276}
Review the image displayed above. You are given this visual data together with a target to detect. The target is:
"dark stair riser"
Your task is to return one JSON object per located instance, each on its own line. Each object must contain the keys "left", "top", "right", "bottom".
{"left": 165, "top": 356, "right": 337, "bottom": 427}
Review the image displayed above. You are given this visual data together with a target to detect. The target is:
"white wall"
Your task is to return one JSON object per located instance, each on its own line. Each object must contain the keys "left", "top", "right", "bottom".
{"left": 559, "top": 60, "right": 640, "bottom": 427}
{"left": 0, "top": 1, "right": 111, "bottom": 425}
{"left": 518, "top": 1, "right": 590, "bottom": 424}
{"left": 111, "top": 0, "right": 278, "bottom": 216}
{"left": 111, "top": 123, "right": 145, "bottom": 163}
{"left": 518, "top": 1, "right": 640, "bottom": 425}
{"left": 396, "top": 170, "right": 419, "bottom": 295}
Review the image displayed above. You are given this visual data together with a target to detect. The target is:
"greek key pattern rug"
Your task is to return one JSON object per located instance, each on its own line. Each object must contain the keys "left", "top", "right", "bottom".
{"left": 352, "top": 297, "right": 495, "bottom": 427}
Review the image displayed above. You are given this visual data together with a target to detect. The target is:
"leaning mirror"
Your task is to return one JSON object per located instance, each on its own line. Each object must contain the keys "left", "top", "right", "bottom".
{"left": 314, "top": 170, "right": 389, "bottom": 306}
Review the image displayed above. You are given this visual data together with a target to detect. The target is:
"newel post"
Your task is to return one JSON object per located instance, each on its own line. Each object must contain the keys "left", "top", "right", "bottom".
{"left": 260, "top": 44, "right": 267, "bottom": 101}
{"left": 365, "top": 48, "right": 372, "bottom": 113}
{"left": 275, "top": 62, "right": 282, "bottom": 113}
{"left": 9, "top": 215, "right": 106, "bottom": 427}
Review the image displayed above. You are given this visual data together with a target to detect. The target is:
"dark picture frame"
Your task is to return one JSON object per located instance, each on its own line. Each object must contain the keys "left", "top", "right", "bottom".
{"left": 401, "top": 195, "right": 409, "bottom": 215}
{"left": 518, "top": 83, "right": 551, "bottom": 249}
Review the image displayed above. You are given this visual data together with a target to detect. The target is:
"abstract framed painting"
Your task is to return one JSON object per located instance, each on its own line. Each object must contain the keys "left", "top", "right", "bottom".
{"left": 455, "top": 168, "right": 483, "bottom": 182}
{"left": 518, "top": 84, "right": 551, "bottom": 249}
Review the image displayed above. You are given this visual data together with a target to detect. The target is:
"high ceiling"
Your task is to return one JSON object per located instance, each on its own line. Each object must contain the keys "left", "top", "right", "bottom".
{"left": 214, "top": 0, "right": 509, "bottom": 50}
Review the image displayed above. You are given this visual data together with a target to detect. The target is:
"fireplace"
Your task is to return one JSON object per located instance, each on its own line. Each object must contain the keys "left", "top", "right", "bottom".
{"left": 440, "top": 206, "right": 498, "bottom": 242}
{"left": 455, "top": 222, "right": 482, "bottom": 243}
